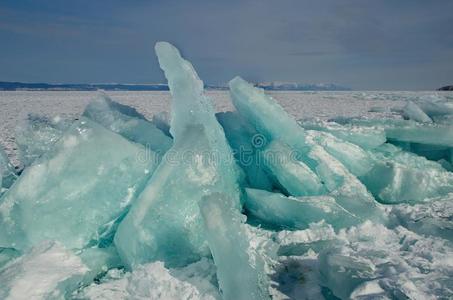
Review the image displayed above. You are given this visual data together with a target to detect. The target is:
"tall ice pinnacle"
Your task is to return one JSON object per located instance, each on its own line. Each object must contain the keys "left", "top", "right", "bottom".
{"left": 156, "top": 42, "right": 220, "bottom": 140}
{"left": 114, "top": 42, "right": 242, "bottom": 268}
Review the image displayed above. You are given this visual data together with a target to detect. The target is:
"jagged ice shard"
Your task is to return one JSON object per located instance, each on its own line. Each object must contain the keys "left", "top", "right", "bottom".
{"left": 83, "top": 93, "right": 172, "bottom": 156}
{"left": 229, "top": 76, "right": 307, "bottom": 152}
{"left": 199, "top": 193, "right": 270, "bottom": 300}
{"left": 261, "top": 140, "right": 325, "bottom": 196}
{"left": 15, "top": 114, "right": 72, "bottom": 168}
{"left": 1, "top": 42, "right": 453, "bottom": 300}
{"left": 0, "top": 146, "right": 16, "bottom": 190}
{"left": 229, "top": 77, "right": 381, "bottom": 219}
{"left": 0, "top": 118, "right": 159, "bottom": 250}
{"left": 114, "top": 42, "right": 242, "bottom": 268}
{"left": 244, "top": 188, "right": 361, "bottom": 230}
{"left": 216, "top": 111, "right": 274, "bottom": 191}
{"left": 402, "top": 101, "right": 433, "bottom": 123}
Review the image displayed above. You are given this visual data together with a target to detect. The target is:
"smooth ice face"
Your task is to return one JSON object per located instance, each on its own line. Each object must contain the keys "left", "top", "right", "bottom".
{"left": 245, "top": 188, "right": 360, "bottom": 230}
{"left": 261, "top": 140, "right": 325, "bottom": 196}
{"left": 115, "top": 127, "right": 223, "bottom": 268}
{"left": 216, "top": 112, "right": 274, "bottom": 191}
{"left": 15, "top": 114, "right": 72, "bottom": 168}
{"left": 402, "top": 101, "right": 433, "bottom": 123}
{"left": 114, "top": 42, "right": 241, "bottom": 268}
{"left": 199, "top": 193, "right": 270, "bottom": 300}
{"left": 0, "top": 118, "right": 158, "bottom": 250}
{"left": 307, "top": 130, "right": 374, "bottom": 177}
{"left": 0, "top": 147, "right": 16, "bottom": 189}
{"left": 83, "top": 94, "right": 172, "bottom": 156}
{"left": 76, "top": 258, "right": 220, "bottom": 300}
{"left": 152, "top": 111, "right": 172, "bottom": 137}
{"left": 229, "top": 77, "right": 307, "bottom": 152}
{"left": 298, "top": 119, "right": 386, "bottom": 149}
{"left": 318, "top": 222, "right": 453, "bottom": 299}
{"left": 305, "top": 142, "right": 381, "bottom": 220}
{"left": 0, "top": 248, "right": 19, "bottom": 269}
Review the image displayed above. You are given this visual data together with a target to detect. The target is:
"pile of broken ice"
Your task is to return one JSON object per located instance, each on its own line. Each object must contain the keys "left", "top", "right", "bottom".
{"left": 1, "top": 42, "right": 452, "bottom": 299}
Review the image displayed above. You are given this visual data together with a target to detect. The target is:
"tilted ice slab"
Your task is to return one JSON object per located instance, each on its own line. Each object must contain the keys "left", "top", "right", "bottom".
{"left": 332, "top": 116, "right": 453, "bottom": 167}
{"left": 15, "top": 114, "right": 72, "bottom": 168}
{"left": 83, "top": 94, "right": 172, "bottom": 155}
{"left": 347, "top": 118, "right": 453, "bottom": 147}
{"left": 229, "top": 76, "right": 307, "bottom": 152}
{"left": 304, "top": 138, "right": 382, "bottom": 220}
{"left": 216, "top": 112, "right": 274, "bottom": 191}
{"left": 261, "top": 140, "right": 325, "bottom": 196}
{"left": 245, "top": 188, "right": 361, "bottom": 231}
{"left": 200, "top": 193, "right": 271, "bottom": 300}
{"left": 114, "top": 42, "right": 241, "bottom": 268}
{"left": 362, "top": 144, "right": 453, "bottom": 204}
{"left": 414, "top": 95, "right": 453, "bottom": 118}
{"left": 0, "top": 241, "right": 121, "bottom": 300}
{"left": 306, "top": 130, "right": 374, "bottom": 177}
{"left": 0, "top": 118, "right": 158, "bottom": 250}
{"left": 76, "top": 258, "right": 220, "bottom": 300}
{"left": 402, "top": 101, "right": 433, "bottom": 123}
{"left": 229, "top": 77, "right": 382, "bottom": 219}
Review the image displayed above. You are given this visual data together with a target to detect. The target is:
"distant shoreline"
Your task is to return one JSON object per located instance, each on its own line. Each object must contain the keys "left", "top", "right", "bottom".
{"left": 0, "top": 81, "right": 351, "bottom": 92}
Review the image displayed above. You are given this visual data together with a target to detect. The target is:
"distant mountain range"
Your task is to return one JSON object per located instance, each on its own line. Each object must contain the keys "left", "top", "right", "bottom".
{"left": 438, "top": 85, "right": 453, "bottom": 91}
{"left": 0, "top": 82, "right": 169, "bottom": 91}
{"left": 256, "top": 82, "right": 351, "bottom": 91}
{"left": 0, "top": 81, "right": 351, "bottom": 91}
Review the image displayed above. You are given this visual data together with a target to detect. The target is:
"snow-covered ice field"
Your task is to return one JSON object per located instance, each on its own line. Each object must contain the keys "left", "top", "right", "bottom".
{"left": 0, "top": 90, "right": 427, "bottom": 164}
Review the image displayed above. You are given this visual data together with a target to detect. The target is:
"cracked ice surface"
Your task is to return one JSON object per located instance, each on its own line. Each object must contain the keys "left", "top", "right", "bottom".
{"left": 0, "top": 42, "right": 453, "bottom": 299}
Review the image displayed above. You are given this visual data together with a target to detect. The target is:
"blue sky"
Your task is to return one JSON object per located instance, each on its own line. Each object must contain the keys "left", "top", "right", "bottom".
{"left": 0, "top": 0, "right": 452, "bottom": 90}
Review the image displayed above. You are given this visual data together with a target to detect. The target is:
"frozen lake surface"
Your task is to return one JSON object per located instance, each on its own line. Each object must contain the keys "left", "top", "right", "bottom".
{"left": 1, "top": 89, "right": 453, "bottom": 299}
{"left": 1, "top": 90, "right": 443, "bottom": 164}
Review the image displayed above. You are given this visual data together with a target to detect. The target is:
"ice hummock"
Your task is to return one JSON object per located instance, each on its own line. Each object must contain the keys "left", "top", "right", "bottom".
{"left": 0, "top": 42, "right": 452, "bottom": 300}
